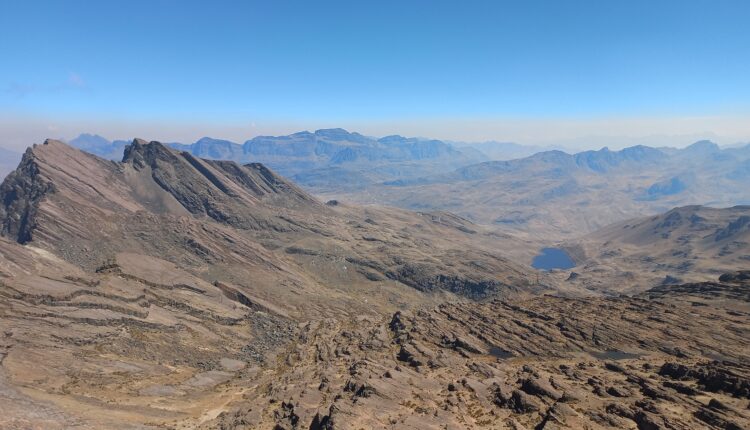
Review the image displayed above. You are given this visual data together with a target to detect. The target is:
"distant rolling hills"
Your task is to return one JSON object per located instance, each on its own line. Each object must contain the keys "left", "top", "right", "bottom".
{"left": 323, "top": 140, "right": 750, "bottom": 239}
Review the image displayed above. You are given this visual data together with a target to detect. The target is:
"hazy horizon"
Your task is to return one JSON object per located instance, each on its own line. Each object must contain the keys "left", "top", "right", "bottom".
{"left": 1, "top": 114, "right": 748, "bottom": 154}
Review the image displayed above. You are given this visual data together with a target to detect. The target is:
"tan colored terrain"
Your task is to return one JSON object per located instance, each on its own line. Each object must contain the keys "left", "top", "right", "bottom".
{"left": 558, "top": 205, "right": 750, "bottom": 293}
{"left": 0, "top": 139, "right": 536, "bottom": 429}
{"left": 0, "top": 139, "right": 541, "bottom": 310}
{"left": 1, "top": 140, "right": 748, "bottom": 429}
{"left": 206, "top": 273, "right": 750, "bottom": 429}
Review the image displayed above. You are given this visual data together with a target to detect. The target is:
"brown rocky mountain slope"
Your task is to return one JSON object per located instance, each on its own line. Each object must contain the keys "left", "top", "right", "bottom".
{"left": 558, "top": 205, "right": 750, "bottom": 293}
{"left": 0, "top": 139, "right": 537, "bottom": 428}
{"left": 1, "top": 140, "right": 748, "bottom": 429}
{"left": 0, "top": 139, "right": 540, "bottom": 310}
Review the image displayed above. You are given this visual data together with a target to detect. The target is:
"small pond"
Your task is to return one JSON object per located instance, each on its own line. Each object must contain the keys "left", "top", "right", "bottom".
{"left": 589, "top": 350, "right": 642, "bottom": 361}
{"left": 531, "top": 247, "right": 576, "bottom": 270}
{"left": 488, "top": 346, "right": 514, "bottom": 359}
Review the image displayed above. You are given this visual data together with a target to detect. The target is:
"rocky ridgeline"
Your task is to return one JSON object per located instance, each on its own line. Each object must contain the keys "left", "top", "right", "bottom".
{"left": 0, "top": 139, "right": 533, "bottom": 294}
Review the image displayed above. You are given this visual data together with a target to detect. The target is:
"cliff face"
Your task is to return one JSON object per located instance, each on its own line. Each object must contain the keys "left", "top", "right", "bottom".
{"left": 0, "top": 145, "right": 56, "bottom": 243}
{"left": 123, "top": 138, "right": 320, "bottom": 219}
{"left": 0, "top": 139, "right": 325, "bottom": 250}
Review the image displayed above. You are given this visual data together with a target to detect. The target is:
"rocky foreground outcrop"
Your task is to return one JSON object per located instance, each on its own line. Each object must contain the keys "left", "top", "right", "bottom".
{"left": 207, "top": 273, "right": 750, "bottom": 430}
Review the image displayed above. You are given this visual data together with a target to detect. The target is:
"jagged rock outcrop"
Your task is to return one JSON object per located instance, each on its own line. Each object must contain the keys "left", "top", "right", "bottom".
{"left": 203, "top": 273, "right": 750, "bottom": 429}
{"left": 0, "top": 145, "right": 56, "bottom": 243}
{"left": 0, "top": 140, "right": 534, "bottom": 301}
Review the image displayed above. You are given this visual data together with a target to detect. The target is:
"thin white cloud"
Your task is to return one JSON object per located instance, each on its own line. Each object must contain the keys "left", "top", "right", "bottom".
{"left": 5, "top": 82, "right": 37, "bottom": 98}
{"left": 67, "top": 72, "right": 86, "bottom": 88}
{"left": 3, "top": 72, "right": 89, "bottom": 99}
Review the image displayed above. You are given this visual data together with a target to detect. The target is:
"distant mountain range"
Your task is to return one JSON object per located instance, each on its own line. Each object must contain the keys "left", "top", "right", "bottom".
{"left": 64, "top": 129, "right": 550, "bottom": 166}
{"left": 63, "top": 129, "right": 492, "bottom": 191}
{"left": 67, "top": 133, "right": 132, "bottom": 161}
{"left": 325, "top": 140, "right": 750, "bottom": 239}
{"left": 171, "top": 129, "right": 470, "bottom": 163}
{"left": 385, "top": 144, "right": 670, "bottom": 186}
{"left": 47, "top": 131, "right": 750, "bottom": 241}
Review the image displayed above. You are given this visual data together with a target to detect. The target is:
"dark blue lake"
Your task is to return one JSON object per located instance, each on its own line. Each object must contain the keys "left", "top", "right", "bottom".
{"left": 590, "top": 350, "right": 642, "bottom": 360}
{"left": 531, "top": 247, "right": 575, "bottom": 270}
{"left": 488, "top": 346, "right": 514, "bottom": 359}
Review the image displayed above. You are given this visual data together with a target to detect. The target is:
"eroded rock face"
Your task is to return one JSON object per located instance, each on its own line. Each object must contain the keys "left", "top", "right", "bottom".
{"left": 386, "top": 263, "right": 511, "bottom": 299}
{"left": 520, "top": 377, "right": 562, "bottom": 400}
{"left": 0, "top": 144, "right": 56, "bottom": 243}
{"left": 719, "top": 270, "right": 750, "bottom": 283}
{"left": 660, "top": 362, "right": 750, "bottom": 398}
{"left": 204, "top": 275, "right": 750, "bottom": 430}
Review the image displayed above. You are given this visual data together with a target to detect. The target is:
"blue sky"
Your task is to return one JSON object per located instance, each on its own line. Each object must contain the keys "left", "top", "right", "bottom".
{"left": 1, "top": 1, "right": 749, "bottom": 149}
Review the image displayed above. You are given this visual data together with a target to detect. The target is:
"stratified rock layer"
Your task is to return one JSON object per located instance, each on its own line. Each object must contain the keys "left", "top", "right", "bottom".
{"left": 207, "top": 273, "right": 750, "bottom": 429}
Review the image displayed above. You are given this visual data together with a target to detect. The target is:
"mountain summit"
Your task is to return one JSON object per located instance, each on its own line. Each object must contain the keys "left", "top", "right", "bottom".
{"left": 0, "top": 139, "right": 318, "bottom": 248}
{"left": 0, "top": 138, "right": 534, "bottom": 297}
